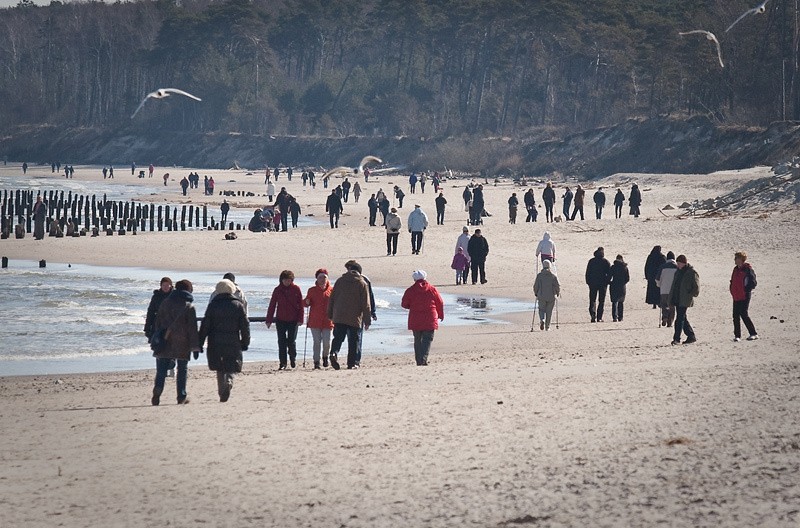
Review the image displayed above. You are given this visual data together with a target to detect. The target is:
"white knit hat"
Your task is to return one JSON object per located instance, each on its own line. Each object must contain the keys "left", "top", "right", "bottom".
{"left": 412, "top": 270, "right": 427, "bottom": 281}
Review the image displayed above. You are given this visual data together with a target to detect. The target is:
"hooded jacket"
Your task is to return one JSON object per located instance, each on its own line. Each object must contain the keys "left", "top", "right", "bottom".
{"left": 266, "top": 282, "right": 304, "bottom": 325}
{"left": 533, "top": 268, "right": 560, "bottom": 302}
{"left": 670, "top": 264, "right": 700, "bottom": 307}
{"left": 451, "top": 251, "right": 469, "bottom": 271}
{"left": 153, "top": 289, "right": 199, "bottom": 361}
{"left": 199, "top": 293, "right": 250, "bottom": 373}
{"left": 144, "top": 288, "right": 171, "bottom": 339}
{"left": 401, "top": 279, "right": 444, "bottom": 331}
{"left": 730, "top": 263, "right": 757, "bottom": 301}
{"left": 585, "top": 249, "right": 611, "bottom": 288}
{"left": 385, "top": 212, "right": 402, "bottom": 234}
{"left": 467, "top": 234, "right": 489, "bottom": 263}
{"left": 656, "top": 259, "right": 678, "bottom": 295}
{"left": 407, "top": 207, "right": 429, "bottom": 232}
{"left": 305, "top": 282, "right": 334, "bottom": 329}
{"left": 609, "top": 258, "right": 630, "bottom": 301}
{"left": 455, "top": 233, "right": 471, "bottom": 260}
{"left": 327, "top": 270, "right": 372, "bottom": 328}
{"left": 573, "top": 187, "right": 585, "bottom": 207}
{"left": 535, "top": 232, "right": 556, "bottom": 260}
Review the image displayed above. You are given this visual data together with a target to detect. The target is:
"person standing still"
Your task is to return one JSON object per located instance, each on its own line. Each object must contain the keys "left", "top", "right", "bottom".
{"left": 467, "top": 228, "right": 489, "bottom": 284}
{"left": 656, "top": 252, "right": 678, "bottom": 327}
{"left": 614, "top": 188, "right": 625, "bottom": 219}
{"left": 669, "top": 255, "right": 699, "bottom": 345}
{"left": 401, "top": 270, "right": 445, "bottom": 366}
{"left": 562, "top": 187, "right": 573, "bottom": 220}
{"left": 220, "top": 200, "right": 230, "bottom": 226}
{"left": 570, "top": 185, "right": 585, "bottom": 221}
{"left": 32, "top": 195, "right": 47, "bottom": 240}
{"left": 594, "top": 187, "right": 606, "bottom": 219}
{"left": 385, "top": 207, "right": 402, "bottom": 256}
{"left": 508, "top": 193, "right": 519, "bottom": 224}
{"left": 542, "top": 182, "right": 556, "bottom": 223}
{"left": 265, "top": 270, "right": 305, "bottom": 369}
{"left": 730, "top": 251, "right": 759, "bottom": 342}
{"left": 585, "top": 247, "right": 611, "bottom": 322}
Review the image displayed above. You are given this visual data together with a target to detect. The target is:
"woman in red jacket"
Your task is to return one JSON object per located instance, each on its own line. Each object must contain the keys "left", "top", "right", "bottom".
{"left": 730, "top": 251, "right": 758, "bottom": 342}
{"left": 304, "top": 269, "right": 334, "bottom": 369}
{"left": 401, "top": 270, "right": 444, "bottom": 366}
{"left": 266, "top": 270, "right": 304, "bottom": 369}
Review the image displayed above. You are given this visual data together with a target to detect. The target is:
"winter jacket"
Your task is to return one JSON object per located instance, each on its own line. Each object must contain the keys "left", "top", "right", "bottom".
{"left": 451, "top": 252, "right": 469, "bottom": 271}
{"left": 533, "top": 269, "right": 560, "bottom": 302}
{"left": 669, "top": 264, "right": 700, "bottom": 308}
{"left": 645, "top": 250, "right": 666, "bottom": 305}
{"left": 585, "top": 249, "right": 611, "bottom": 288}
{"left": 153, "top": 290, "right": 200, "bottom": 361}
{"left": 328, "top": 270, "right": 372, "bottom": 328}
{"left": 629, "top": 185, "right": 642, "bottom": 207}
{"left": 385, "top": 212, "right": 402, "bottom": 234}
{"left": 407, "top": 208, "right": 429, "bottom": 232}
{"left": 562, "top": 189, "right": 573, "bottom": 206}
{"left": 199, "top": 293, "right": 250, "bottom": 373}
{"left": 574, "top": 187, "right": 585, "bottom": 207}
{"left": 265, "top": 283, "right": 304, "bottom": 325}
{"left": 367, "top": 197, "right": 378, "bottom": 211}
{"left": 614, "top": 190, "right": 625, "bottom": 206}
{"left": 401, "top": 279, "right": 444, "bottom": 331}
{"left": 730, "top": 263, "right": 757, "bottom": 301}
{"left": 467, "top": 235, "right": 489, "bottom": 263}
{"left": 209, "top": 284, "right": 248, "bottom": 315}
{"left": 305, "top": 282, "right": 334, "bottom": 330}
{"left": 535, "top": 232, "right": 556, "bottom": 260}
{"left": 656, "top": 259, "right": 678, "bottom": 295}
{"left": 435, "top": 195, "right": 447, "bottom": 211}
{"left": 524, "top": 190, "right": 536, "bottom": 208}
{"left": 508, "top": 195, "right": 519, "bottom": 209}
{"left": 326, "top": 193, "right": 343, "bottom": 214}
{"left": 267, "top": 182, "right": 275, "bottom": 195}
{"left": 609, "top": 259, "right": 630, "bottom": 302}
{"left": 455, "top": 234, "right": 471, "bottom": 260}
{"left": 542, "top": 186, "right": 556, "bottom": 205}
{"left": 144, "top": 288, "right": 171, "bottom": 339}
{"left": 593, "top": 191, "right": 606, "bottom": 206}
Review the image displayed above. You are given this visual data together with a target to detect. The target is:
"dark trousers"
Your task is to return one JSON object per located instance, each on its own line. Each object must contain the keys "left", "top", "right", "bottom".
{"left": 471, "top": 260, "right": 486, "bottom": 284}
{"left": 615, "top": 204, "right": 623, "bottom": 218}
{"left": 331, "top": 323, "right": 360, "bottom": 368}
{"left": 342, "top": 190, "right": 349, "bottom": 202}
{"left": 221, "top": 213, "right": 228, "bottom": 224}
{"left": 386, "top": 233, "right": 398, "bottom": 255}
{"left": 570, "top": 205, "right": 584, "bottom": 220}
{"left": 154, "top": 358, "right": 188, "bottom": 402}
{"left": 216, "top": 371, "right": 234, "bottom": 397}
{"left": 291, "top": 213, "right": 299, "bottom": 228}
{"left": 413, "top": 330, "right": 434, "bottom": 365}
{"left": 509, "top": 208, "right": 517, "bottom": 224}
{"left": 612, "top": 301, "right": 624, "bottom": 321}
{"left": 411, "top": 231, "right": 423, "bottom": 253}
{"left": 436, "top": 209, "right": 444, "bottom": 224}
{"left": 329, "top": 211, "right": 339, "bottom": 228}
{"left": 526, "top": 206, "right": 538, "bottom": 222}
{"left": 733, "top": 299, "right": 757, "bottom": 338}
{"left": 588, "top": 285, "right": 607, "bottom": 321}
{"left": 280, "top": 211, "right": 288, "bottom": 231}
{"left": 595, "top": 204, "right": 603, "bottom": 219}
{"left": 369, "top": 209, "right": 377, "bottom": 226}
{"left": 660, "top": 294, "right": 675, "bottom": 326}
{"left": 563, "top": 203, "right": 571, "bottom": 219}
{"left": 673, "top": 306, "right": 695, "bottom": 342}
{"left": 275, "top": 321, "right": 298, "bottom": 366}
{"left": 545, "top": 203, "right": 554, "bottom": 222}
{"left": 398, "top": 196, "right": 404, "bottom": 208}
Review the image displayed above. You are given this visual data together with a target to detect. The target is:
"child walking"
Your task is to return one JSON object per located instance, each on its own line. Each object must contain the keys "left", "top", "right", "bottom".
{"left": 451, "top": 247, "right": 469, "bottom": 285}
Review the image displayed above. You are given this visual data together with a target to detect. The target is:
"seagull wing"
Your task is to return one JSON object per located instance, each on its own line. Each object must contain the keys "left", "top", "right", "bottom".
{"left": 162, "top": 88, "right": 202, "bottom": 102}
{"left": 130, "top": 94, "right": 152, "bottom": 119}
{"left": 358, "top": 155, "right": 382, "bottom": 170}
{"left": 725, "top": 7, "right": 757, "bottom": 33}
{"left": 709, "top": 33, "right": 725, "bottom": 68}
{"left": 679, "top": 30, "right": 712, "bottom": 37}
{"left": 322, "top": 166, "right": 353, "bottom": 179}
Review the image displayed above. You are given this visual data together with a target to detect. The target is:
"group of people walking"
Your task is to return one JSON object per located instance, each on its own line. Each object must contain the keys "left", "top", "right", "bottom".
{"left": 524, "top": 182, "right": 643, "bottom": 223}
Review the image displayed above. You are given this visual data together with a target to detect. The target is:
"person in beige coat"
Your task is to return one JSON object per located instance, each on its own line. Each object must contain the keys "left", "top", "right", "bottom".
{"left": 533, "top": 259, "right": 560, "bottom": 330}
{"left": 327, "top": 263, "right": 372, "bottom": 370}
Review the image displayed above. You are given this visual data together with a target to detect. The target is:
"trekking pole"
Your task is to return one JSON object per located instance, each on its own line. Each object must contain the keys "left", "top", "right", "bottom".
{"left": 303, "top": 306, "right": 309, "bottom": 368}
{"left": 530, "top": 301, "right": 537, "bottom": 332}
{"left": 555, "top": 297, "right": 560, "bottom": 329}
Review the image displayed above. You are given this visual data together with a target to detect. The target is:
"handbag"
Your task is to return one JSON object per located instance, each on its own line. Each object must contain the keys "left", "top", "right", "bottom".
{"left": 149, "top": 328, "right": 168, "bottom": 353}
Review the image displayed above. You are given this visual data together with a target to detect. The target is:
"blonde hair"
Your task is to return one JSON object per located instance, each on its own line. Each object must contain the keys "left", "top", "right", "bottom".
{"left": 735, "top": 251, "right": 747, "bottom": 262}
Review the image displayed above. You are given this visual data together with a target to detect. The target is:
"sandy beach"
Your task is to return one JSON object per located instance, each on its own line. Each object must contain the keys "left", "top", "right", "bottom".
{"left": 1, "top": 164, "right": 798, "bottom": 526}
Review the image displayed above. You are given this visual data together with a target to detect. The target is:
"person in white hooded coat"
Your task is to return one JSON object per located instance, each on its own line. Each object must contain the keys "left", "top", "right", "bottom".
{"left": 407, "top": 204, "right": 429, "bottom": 255}
{"left": 535, "top": 232, "right": 556, "bottom": 265}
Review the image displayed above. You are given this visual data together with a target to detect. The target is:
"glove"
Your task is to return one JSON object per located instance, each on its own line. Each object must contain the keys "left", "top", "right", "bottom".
{"left": 193, "top": 350, "right": 200, "bottom": 360}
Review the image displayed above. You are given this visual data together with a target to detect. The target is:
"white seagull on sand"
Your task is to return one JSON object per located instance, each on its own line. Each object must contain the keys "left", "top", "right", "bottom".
{"left": 726, "top": 1, "right": 770, "bottom": 33}
{"left": 679, "top": 30, "right": 725, "bottom": 68}
{"left": 131, "top": 88, "right": 202, "bottom": 118}
{"left": 322, "top": 155, "right": 383, "bottom": 179}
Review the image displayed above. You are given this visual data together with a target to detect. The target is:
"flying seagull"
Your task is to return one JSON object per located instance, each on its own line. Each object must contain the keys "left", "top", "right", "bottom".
{"left": 322, "top": 155, "right": 383, "bottom": 180}
{"left": 131, "top": 88, "right": 202, "bottom": 118}
{"left": 726, "top": 0, "right": 770, "bottom": 33}
{"left": 679, "top": 30, "right": 725, "bottom": 68}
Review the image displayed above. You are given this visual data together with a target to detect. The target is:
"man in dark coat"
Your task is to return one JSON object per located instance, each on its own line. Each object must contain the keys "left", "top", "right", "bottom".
{"left": 467, "top": 228, "right": 490, "bottom": 284}
{"left": 275, "top": 188, "right": 291, "bottom": 231}
{"left": 594, "top": 187, "right": 606, "bottom": 219}
{"left": 562, "top": 187, "right": 573, "bottom": 220}
{"left": 199, "top": 279, "right": 250, "bottom": 402}
{"left": 435, "top": 192, "right": 447, "bottom": 225}
{"left": 326, "top": 189, "right": 343, "bottom": 228}
{"left": 289, "top": 198, "right": 301, "bottom": 228}
{"left": 542, "top": 182, "right": 556, "bottom": 222}
{"left": 570, "top": 185, "right": 585, "bottom": 221}
{"left": 342, "top": 178, "right": 352, "bottom": 202}
{"left": 367, "top": 194, "right": 378, "bottom": 226}
{"left": 470, "top": 185, "right": 485, "bottom": 226}
{"left": 585, "top": 246, "right": 611, "bottom": 322}
{"left": 644, "top": 246, "right": 666, "bottom": 308}
{"left": 629, "top": 183, "right": 642, "bottom": 217}
{"left": 220, "top": 200, "right": 230, "bottom": 225}
{"left": 144, "top": 277, "right": 173, "bottom": 343}
{"left": 669, "top": 254, "right": 699, "bottom": 345}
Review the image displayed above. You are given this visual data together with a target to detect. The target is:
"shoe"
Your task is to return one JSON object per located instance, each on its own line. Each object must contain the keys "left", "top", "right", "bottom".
{"left": 747, "top": 334, "right": 759, "bottom": 341}
{"left": 667, "top": 323, "right": 673, "bottom": 327}
{"left": 330, "top": 353, "right": 340, "bottom": 370}
{"left": 597, "top": 319, "right": 603, "bottom": 323}
{"left": 670, "top": 340, "right": 680, "bottom": 346}
{"left": 612, "top": 318, "right": 618, "bottom": 322}
{"left": 323, "top": 356, "right": 329, "bottom": 368}
{"left": 591, "top": 318, "right": 596, "bottom": 323}
{"left": 151, "top": 387, "right": 162, "bottom": 406}
{"left": 480, "top": 280, "right": 487, "bottom": 284}
{"left": 314, "top": 362, "right": 321, "bottom": 370}
{"left": 347, "top": 365, "right": 359, "bottom": 370}
{"left": 540, "top": 320, "right": 545, "bottom": 331}
{"left": 683, "top": 336, "right": 697, "bottom": 344}
{"left": 177, "top": 397, "right": 189, "bottom": 404}
{"left": 290, "top": 358, "right": 296, "bottom": 368}
{"left": 733, "top": 337, "right": 741, "bottom": 342}
{"left": 220, "top": 387, "right": 230, "bottom": 403}
{"left": 278, "top": 364, "right": 286, "bottom": 370}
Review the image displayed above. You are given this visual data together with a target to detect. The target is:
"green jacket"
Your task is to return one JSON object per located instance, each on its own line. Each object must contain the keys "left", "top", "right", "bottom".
{"left": 669, "top": 264, "right": 699, "bottom": 308}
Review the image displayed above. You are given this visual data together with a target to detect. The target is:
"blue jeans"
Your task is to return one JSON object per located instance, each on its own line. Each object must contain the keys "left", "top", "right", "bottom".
{"left": 154, "top": 358, "right": 188, "bottom": 402}
{"left": 673, "top": 306, "right": 695, "bottom": 342}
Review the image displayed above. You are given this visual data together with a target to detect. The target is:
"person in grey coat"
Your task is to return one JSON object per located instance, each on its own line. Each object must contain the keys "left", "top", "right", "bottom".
{"left": 199, "top": 280, "right": 250, "bottom": 402}
{"left": 533, "top": 259, "right": 560, "bottom": 330}
{"left": 407, "top": 204, "right": 429, "bottom": 255}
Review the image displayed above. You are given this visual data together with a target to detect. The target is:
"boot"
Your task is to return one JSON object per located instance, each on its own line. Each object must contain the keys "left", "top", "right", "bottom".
{"left": 323, "top": 356, "right": 329, "bottom": 368}
{"left": 151, "top": 386, "right": 162, "bottom": 406}
{"left": 314, "top": 361, "right": 321, "bottom": 370}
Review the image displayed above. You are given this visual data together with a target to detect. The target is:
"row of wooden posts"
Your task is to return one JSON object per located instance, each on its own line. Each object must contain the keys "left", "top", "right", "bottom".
{"left": 0, "top": 189, "right": 245, "bottom": 237}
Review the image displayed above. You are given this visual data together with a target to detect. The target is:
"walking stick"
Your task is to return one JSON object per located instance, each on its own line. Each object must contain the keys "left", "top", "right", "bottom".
{"left": 555, "top": 297, "right": 559, "bottom": 329}
{"left": 303, "top": 306, "right": 309, "bottom": 368}
{"left": 530, "top": 302, "right": 537, "bottom": 332}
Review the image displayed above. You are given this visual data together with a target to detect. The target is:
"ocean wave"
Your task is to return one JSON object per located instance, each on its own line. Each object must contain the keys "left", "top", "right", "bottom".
{"left": 0, "top": 346, "right": 148, "bottom": 362}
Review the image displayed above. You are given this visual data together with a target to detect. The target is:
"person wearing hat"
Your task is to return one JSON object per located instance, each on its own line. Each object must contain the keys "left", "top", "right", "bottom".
{"left": 407, "top": 204, "right": 429, "bottom": 255}
{"left": 401, "top": 270, "right": 444, "bottom": 366}
{"left": 533, "top": 259, "right": 560, "bottom": 330}
{"left": 304, "top": 269, "right": 334, "bottom": 369}
{"left": 669, "top": 254, "right": 699, "bottom": 345}
{"left": 209, "top": 272, "right": 248, "bottom": 315}
{"left": 199, "top": 279, "right": 250, "bottom": 402}
{"left": 327, "top": 261, "right": 372, "bottom": 370}
{"left": 455, "top": 226, "right": 472, "bottom": 285}
{"left": 385, "top": 207, "right": 402, "bottom": 256}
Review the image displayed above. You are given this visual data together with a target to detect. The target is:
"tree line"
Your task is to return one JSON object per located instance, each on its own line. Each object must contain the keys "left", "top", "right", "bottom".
{"left": 0, "top": 0, "right": 797, "bottom": 138}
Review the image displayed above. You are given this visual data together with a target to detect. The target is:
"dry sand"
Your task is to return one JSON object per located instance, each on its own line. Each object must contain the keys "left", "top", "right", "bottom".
{"left": 1, "top": 164, "right": 798, "bottom": 527}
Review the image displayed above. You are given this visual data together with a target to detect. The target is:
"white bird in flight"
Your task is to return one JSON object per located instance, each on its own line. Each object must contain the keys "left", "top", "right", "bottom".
{"left": 726, "top": 1, "right": 770, "bottom": 33}
{"left": 679, "top": 30, "right": 725, "bottom": 68}
{"left": 322, "top": 155, "right": 383, "bottom": 180}
{"left": 131, "top": 88, "right": 202, "bottom": 118}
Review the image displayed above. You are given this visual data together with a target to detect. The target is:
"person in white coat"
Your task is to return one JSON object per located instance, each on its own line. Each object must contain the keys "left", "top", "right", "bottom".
{"left": 535, "top": 231, "right": 556, "bottom": 265}
{"left": 455, "top": 226, "right": 472, "bottom": 284}
{"left": 407, "top": 204, "right": 429, "bottom": 255}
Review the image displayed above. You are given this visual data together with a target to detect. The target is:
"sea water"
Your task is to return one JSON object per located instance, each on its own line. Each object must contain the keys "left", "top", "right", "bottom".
{"left": 0, "top": 261, "right": 532, "bottom": 376}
